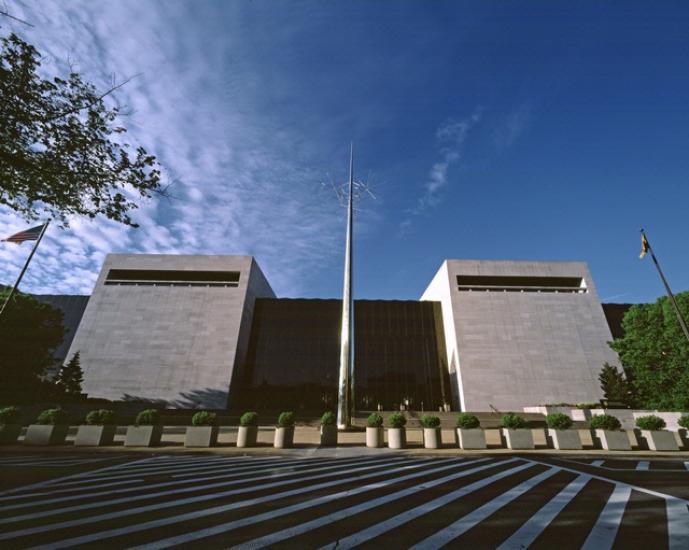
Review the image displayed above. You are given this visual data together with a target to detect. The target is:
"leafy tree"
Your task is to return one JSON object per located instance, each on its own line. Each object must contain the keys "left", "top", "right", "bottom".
{"left": 598, "top": 362, "right": 629, "bottom": 404}
{"left": 0, "top": 32, "right": 163, "bottom": 228}
{"left": 609, "top": 291, "right": 689, "bottom": 410}
{"left": 54, "top": 351, "right": 84, "bottom": 400}
{"left": 0, "top": 289, "right": 64, "bottom": 403}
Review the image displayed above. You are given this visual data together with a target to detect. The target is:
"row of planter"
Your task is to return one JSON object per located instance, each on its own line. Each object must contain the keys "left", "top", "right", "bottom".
{"left": 3, "top": 408, "right": 688, "bottom": 451}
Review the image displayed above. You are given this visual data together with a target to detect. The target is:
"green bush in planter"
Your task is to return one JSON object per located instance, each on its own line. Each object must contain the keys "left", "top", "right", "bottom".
{"left": 0, "top": 406, "right": 19, "bottom": 425}
{"left": 277, "top": 411, "right": 295, "bottom": 428}
{"left": 679, "top": 415, "right": 689, "bottom": 430}
{"left": 191, "top": 411, "right": 216, "bottom": 427}
{"left": 135, "top": 409, "right": 161, "bottom": 426}
{"left": 367, "top": 413, "right": 384, "bottom": 428}
{"left": 420, "top": 415, "right": 440, "bottom": 428}
{"left": 590, "top": 414, "right": 622, "bottom": 431}
{"left": 240, "top": 411, "right": 259, "bottom": 427}
{"left": 388, "top": 413, "right": 407, "bottom": 428}
{"left": 546, "top": 413, "right": 573, "bottom": 430}
{"left": 501, "top": 413, "right": 526, "bottom": 429}
{"left": 635, "top": 415, "right": 666, "bottom": 431}
{"left": 36, "top": 408, "right": 67, "bottom": 425}
{"left": 321, "top": 411, "right": 336, "bottom": 426}
{"left": 576, "top": 402, "right": 600, "bottom": 410}
{"left": 455, "top": 413, "right": 480, "bottom": 429}
{"left": 85, "top": 409, "right": 115, "bottom": 425}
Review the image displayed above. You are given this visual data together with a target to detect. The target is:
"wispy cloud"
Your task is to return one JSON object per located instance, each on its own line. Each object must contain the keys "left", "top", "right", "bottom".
{"left": 0, "top": 1, "right": 350, "bottom": 297}
{"left": 400, "top": 109, "right": 481, "bottom": 232}
{"left": 494, "top": 103, "right": 531, "bottom": 150}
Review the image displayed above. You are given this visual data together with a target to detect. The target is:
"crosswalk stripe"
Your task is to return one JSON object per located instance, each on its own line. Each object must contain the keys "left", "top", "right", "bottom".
{"left": 666, "top": 499, "right": 689, "bottom": 550}
{"left": 3, "top": 456, "right": 439, "bottom": 544}
{"left": 408, "top": 467, "right": 561, "bottom": 550}
{"left": 580, "top": 485, "right": 631, "bottom": 550}
{"left": 135, "top": 458, "right": 507, "bottom": 550}
{"left": 1, "top": 455, "right": 398, "bottom": 515}
{"left": 636, "top": 461, "right": 649, "bottom": 471}
{"left": 0, "top": 456, "right": 154, "bottom": 498}
{"left": 684, "top": 461, "right": 689, "bottom": 471}
{"left": 591, "top": 460, "right": 604, "bottom": 467}
{"left": 496, "top": 475, "right": 590, "bottom": 549}
{"left": 312, "top": 461, "right": 535, "bottom": 550}
{"left": 227, "top": 460, "right": 528, "bottom": 550}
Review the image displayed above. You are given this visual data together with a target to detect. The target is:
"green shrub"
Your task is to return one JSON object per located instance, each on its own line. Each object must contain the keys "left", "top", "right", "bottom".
{"left": 240, "top": 411, "right": 258, "bottom": 427}
{"left": 420, "top": 415, "right": 440, "bottom": 428}
{"left": 191, "top": 411, "right": 216, "bottom": 426}
{"left": 321, "top": 411, "right": 336, "bottom": 426}
{"left": 635, "top": 415, "right": 666, "bottom": 431}
{"left": 277, "top": 411, "right": 295, "bottom": 428}
{"left": 367, "top": 413, "right": 384, "bottom": 428}
{"left": 590, "top": 414, "right": 622, "bottom": 431}
{"left": 455, "top": 413, "right": 480, "bottom": 429}
{"left": 36, "top": 408, "right": 67, "bottom": 425}
{"left": 679, "top": 415, "right": 689, "bottom": 430}
{"left": 85, "top": 409, "right": 115, "bottom": 425}
{"left": 0, "top": 406, "right": 19, "bottom": 424}
{"left": 546, "top": 413, "right": 573, "bottom": 430}
{"left": 576, "top": 402, "right": 600, "bottom": 409}
{"left": 388, "top": 413, "right": 407, "bottom": 428}
{"left": 501, "top": 413, "right": 526, "bottom": 429}
{"left": 135, "top": 409, "right": 160, "bottom": 426}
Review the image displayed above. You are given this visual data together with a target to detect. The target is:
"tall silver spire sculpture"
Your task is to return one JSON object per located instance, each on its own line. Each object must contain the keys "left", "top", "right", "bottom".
{"left": 337, "top": 144, "right": 355, "bottom": 429}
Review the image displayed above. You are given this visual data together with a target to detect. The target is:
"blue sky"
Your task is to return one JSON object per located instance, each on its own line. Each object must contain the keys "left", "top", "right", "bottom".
{"left": 1, "top": 1, "right": 688, "bottom": 303}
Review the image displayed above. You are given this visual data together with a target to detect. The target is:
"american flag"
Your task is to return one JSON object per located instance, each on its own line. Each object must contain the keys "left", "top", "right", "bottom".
{"left": 2, "top": 224, "right": 46, "bottom": 244}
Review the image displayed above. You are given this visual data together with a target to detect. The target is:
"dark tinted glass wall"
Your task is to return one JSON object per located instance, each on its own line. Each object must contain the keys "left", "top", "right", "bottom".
{"left": 236, "top": 298, "right": 450, "bottom": 412}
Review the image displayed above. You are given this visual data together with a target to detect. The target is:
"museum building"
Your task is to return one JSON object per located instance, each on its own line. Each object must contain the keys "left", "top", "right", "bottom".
{"left": 62, "top": 254, "right": 620, "bottom": 412}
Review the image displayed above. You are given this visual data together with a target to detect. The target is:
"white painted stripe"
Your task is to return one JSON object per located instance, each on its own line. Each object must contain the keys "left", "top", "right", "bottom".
{"left": 684, "top": 461, "right": 689, "bottom": 471}
{"left": 2, "top": 455, "right": 391, "bottom": 514}
{"left": 0, "top": 456, "right": 155, "bottom": 498}
{"left": 636, "top": 461, "right": 649, "bottom": 471}
{"left": 523, "top": 458, "right": 689, "bottom": 505}
{"left": 0, "top": 478, "right": 147, "bottom": 503}
{"left": 75, "top": 456, "right": 254, "bottom": 479}
{"left": 6, "top": 456, "right": 440, "bottom": 544}
{"left": 310, "top": 462, "right": 538, "bottom": 550}
{"left": 666, "top": 499, "right": 689, "bottom": 550}
{"left": 408, "top": 468, "right": 560, "bottom": 550}
{"left": 591, "top": 460, "right": 604, "bottom": 467}
{"left": 496, "top": 475, "right": 590, "bottom": 550}
{"left": 580, "top": 485, "right": 631, "bottom": 550}
{"left": 135, "top": 458, "right": 510, "bottom": 550}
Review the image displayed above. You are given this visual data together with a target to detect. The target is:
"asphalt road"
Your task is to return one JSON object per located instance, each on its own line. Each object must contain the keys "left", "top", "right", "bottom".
{"left": 0, "top": 452, "right": 687, "bottom": 549}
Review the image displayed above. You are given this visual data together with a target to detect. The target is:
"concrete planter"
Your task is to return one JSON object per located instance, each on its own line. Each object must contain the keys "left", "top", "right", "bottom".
{"left": 185, "top": 426, "right": 218, "bottom": 447}
{"left": 237, "top": 425, "right": 258, "bottom": 447}
{"left": 502, "top": 428, "right": 534, "bottom": 450}
{"left": 640, "top": 430, "right": 679, "bottom": 452}
{"left": 456, "top": 428, "right": 486, "bottom": 449}
{"left": 548, "top": 429, "right": 582, "bottom": 450}
{"left": 423, "top": 427, "right": 442, "bottom": 449}
{"left": 366, "top": 427, "right": 384, "bottom": 448}
{"left": 320, "top": 425, "right": 338, "bottom": 447}
{"left": 387, "top": 428, "right": 406, "bottom": 449}
{"left": 0, "top": 424, "right": 22, "bottom": 445}
{"left": 125, "top": 425, "right": 163, "bottom": 447}
{"left": 595, "top": 429, "right": 631, "bottom": 451}
{"left": 24, "top": 424, "right": 69, "bottom": 446}
{"left": 678, "top": 429, "right": 689, "bottom": 450}
{"left": 274, "top": 426, "right": 294, "bottom": 448}
{"left": 75, "top": 425, "right": 116, "bottom": 447}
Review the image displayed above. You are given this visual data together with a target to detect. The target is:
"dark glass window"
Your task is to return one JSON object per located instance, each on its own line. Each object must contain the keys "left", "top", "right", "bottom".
{"left": 235, "top": 299, "right": 450, "bottom": 412}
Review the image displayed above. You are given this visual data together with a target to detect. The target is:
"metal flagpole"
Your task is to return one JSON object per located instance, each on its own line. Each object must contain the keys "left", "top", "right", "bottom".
{"left": 640, "top": 229, "right": 689, "bottom": 344}
{"left": 337, "top": 144, "right": 355, "bottom": 430}
{"left": 0, "top": 221, "right": 50, "bottom": 319}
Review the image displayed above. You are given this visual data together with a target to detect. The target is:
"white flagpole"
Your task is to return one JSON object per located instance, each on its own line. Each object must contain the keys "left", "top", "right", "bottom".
{"left": 0, "top": 221, "right": 50, "bottom": 318}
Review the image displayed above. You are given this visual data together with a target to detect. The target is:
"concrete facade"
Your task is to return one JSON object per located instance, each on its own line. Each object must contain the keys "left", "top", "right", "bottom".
{"left": 65, "top": 254, "right": 274, "bottom": 408}
{"left": 421, "top": 260, "right": 620, "bottom": 412}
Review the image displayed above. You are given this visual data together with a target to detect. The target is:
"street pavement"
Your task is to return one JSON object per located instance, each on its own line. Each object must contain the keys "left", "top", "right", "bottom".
{"left": 0, "top": 452, "right": 688, "bottom": 549}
